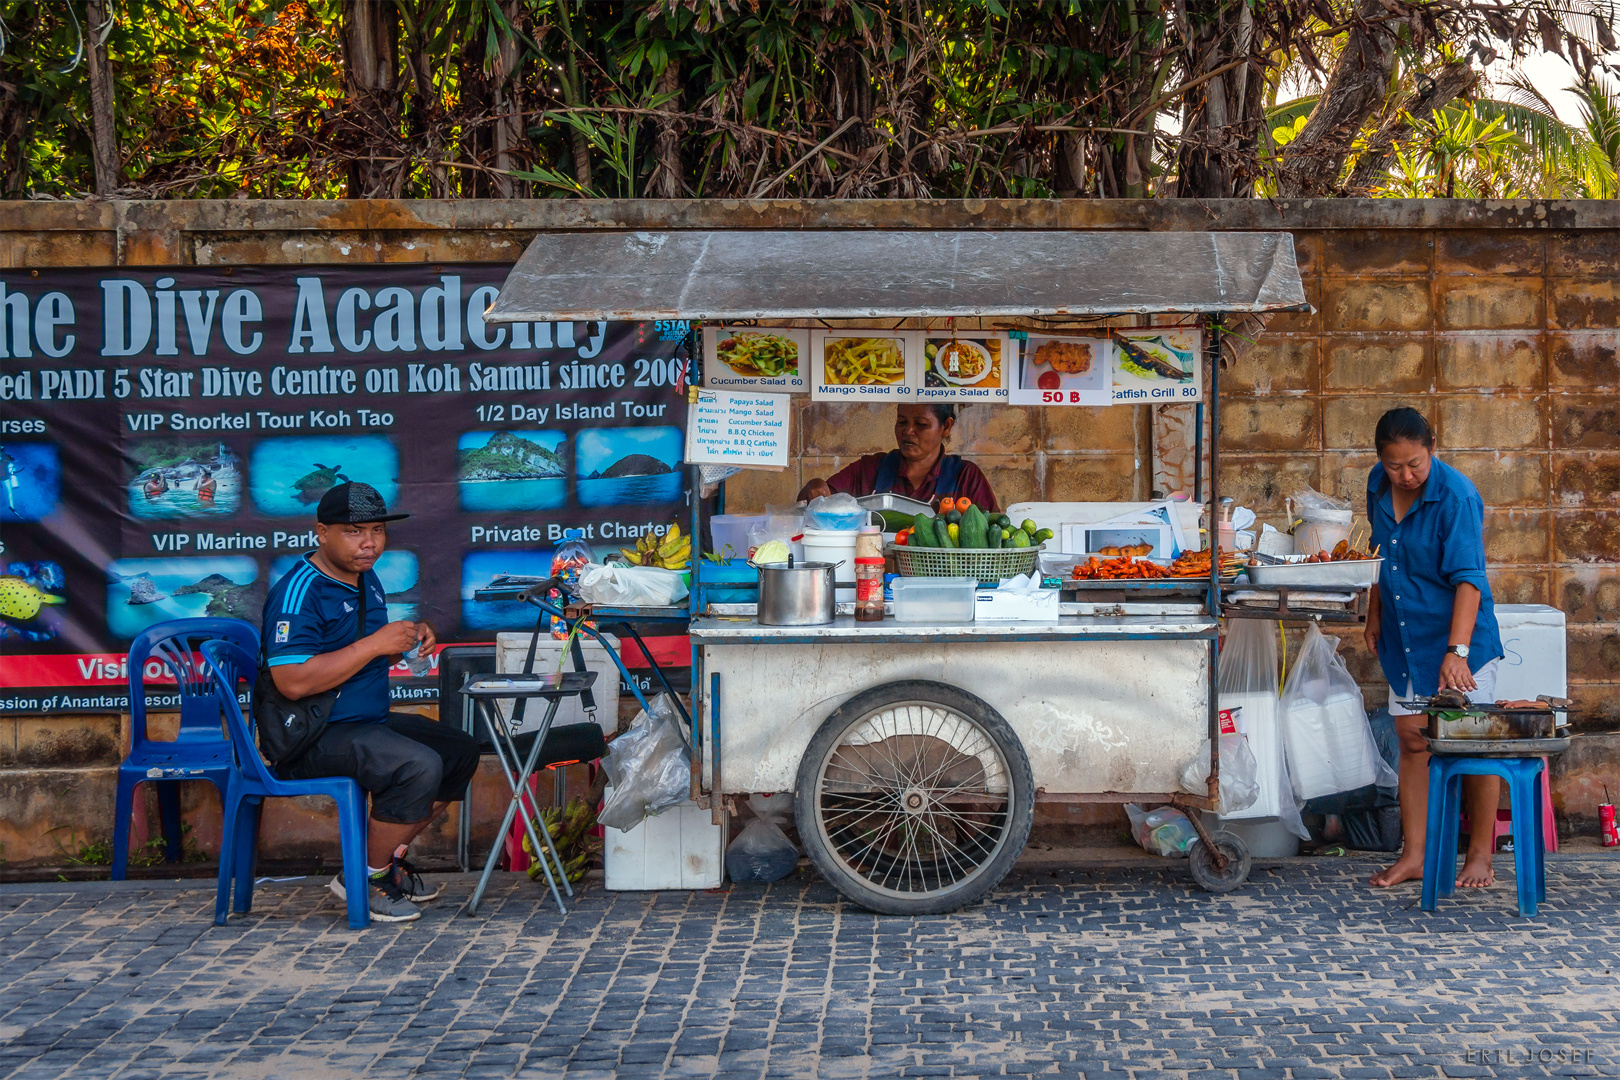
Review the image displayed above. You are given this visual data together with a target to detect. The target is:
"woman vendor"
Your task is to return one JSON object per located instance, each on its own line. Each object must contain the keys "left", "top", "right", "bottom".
{"left": 797, "top": 403, "right": 999, "bottom": 512}
{"left": 1363, "top": 407, "right": 1504, "bottom": 891}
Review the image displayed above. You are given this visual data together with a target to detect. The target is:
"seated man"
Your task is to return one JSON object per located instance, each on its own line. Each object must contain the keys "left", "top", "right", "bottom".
{"left": 261, "top": 481, "right": 478, "bottom": 922}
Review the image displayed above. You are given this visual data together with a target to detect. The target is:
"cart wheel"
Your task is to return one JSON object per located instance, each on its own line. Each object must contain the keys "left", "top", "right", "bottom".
{"left": 1188, "top": 831, "right": 1251, "bottom": 893}
{"left": 794, "top": 680, "right": 1034, "bottom": 916}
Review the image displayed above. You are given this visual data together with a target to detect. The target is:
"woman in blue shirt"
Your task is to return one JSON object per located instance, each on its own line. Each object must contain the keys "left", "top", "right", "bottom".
{"left": 1365, "top": 408, "right": 1505, "bottom": 890}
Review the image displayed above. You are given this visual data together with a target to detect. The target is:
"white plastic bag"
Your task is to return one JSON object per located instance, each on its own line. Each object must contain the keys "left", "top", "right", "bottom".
{"left": 724, "top": 794, "right": 799, "bottom": 883}
{"left": 1280, "top": 623, "right": 1398, "bottom": 801}
{"left": 803, "top": 493, "right": 870, "bottom": 531}
{"left": 1179, "top": 706, "right": 1260, "bottom": 816}
{"left": 598, "top": 693, "right": 692, "bottom": 832}
{"left": 1125, "top": 804, "right": 1199, "bottom": 858}
{"left": 1218, "top": 620, "right": 1309, "bottom": 839}
{"left": 577, "top": 563, "right": 689, "bottom": 607}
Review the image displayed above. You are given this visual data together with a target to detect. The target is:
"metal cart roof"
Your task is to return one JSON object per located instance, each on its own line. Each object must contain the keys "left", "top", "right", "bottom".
{"left": 484, "top": 229, "right": 1308, "bottom": 323}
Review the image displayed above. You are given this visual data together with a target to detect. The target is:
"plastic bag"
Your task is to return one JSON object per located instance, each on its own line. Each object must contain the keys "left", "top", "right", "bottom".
{"left": 1217, "top": 620, "right": 1309, "bottom": 840}
{"left": 804, "top": 493, "right": 870, "bottom": 531}
{"left": 1289, "top": 485, "right": 1352, "bottom": 514}
{"left": 724, "top": 793, "right": 799, "bottom": 883}
{"left": 576, "top": 563, "right": 689, "bottom": 607}
{"left": 1178, "top": 707, "right": 1260, "bottom": 816}
{"left": 1125, "top": 804, "right": 1199, "bottom": 858}
{"left": 598, "top": 694, "right": 693, "bottom": 832}
{"left": 1280, "top": 623, "right": 1398, "bottom": 801}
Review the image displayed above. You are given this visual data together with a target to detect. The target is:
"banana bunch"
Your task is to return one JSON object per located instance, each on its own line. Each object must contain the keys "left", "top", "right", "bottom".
{"left": 617, "top": 521, "right": 690, "bottom": 570}
{"left": 524, "top": 796, "right": 598, "bottom": 883}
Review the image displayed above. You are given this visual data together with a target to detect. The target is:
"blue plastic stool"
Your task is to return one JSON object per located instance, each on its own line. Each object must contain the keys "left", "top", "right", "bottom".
{"left": 1421, "top": 754, "right": 1548, "bottom": 917}
{"left": 112, "top": 618, "right": 260, "bottom": 879}
{"left": 202, "top": 640, "right": 372, "bottom": 929}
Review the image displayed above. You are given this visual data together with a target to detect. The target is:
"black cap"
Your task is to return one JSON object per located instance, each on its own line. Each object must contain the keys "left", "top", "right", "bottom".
{"left": 316, "top": 482, "right": 409, "bottom": 525}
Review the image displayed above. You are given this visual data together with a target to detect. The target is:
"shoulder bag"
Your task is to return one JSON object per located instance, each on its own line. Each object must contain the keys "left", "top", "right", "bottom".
{"left": 254, "top": 577, "right": 366, "bottom": 772}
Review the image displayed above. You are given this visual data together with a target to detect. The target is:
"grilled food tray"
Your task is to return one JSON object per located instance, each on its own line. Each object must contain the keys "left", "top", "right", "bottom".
{"left": 1426, "top": 736, "right": 1570, "bottom": 757}
{"left": 1246, "top": 557, "right": 1383, "bottom": 588}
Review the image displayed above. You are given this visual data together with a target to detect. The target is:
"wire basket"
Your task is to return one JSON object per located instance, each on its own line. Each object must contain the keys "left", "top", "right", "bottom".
{"left": 887, "top": 543, "right": 1042, "bottom": 585}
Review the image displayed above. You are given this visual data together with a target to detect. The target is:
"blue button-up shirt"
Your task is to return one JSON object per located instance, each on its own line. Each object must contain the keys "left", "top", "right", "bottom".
{"left": 1367, "top": 456, "right": 1503, "bottom": 697}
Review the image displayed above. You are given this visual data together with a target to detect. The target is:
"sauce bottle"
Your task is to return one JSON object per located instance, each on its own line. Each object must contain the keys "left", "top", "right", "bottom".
{"left": 854, "top": 526, "right": 886, "bottom": 621}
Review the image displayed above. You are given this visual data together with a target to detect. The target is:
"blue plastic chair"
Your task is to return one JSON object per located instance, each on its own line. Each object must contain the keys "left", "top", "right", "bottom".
{"left": 1421, "top": 754, "right": 1548, "bottom": 918}
{"left": 112, "top": 618, "right": 260, "bottom": 879}
{"left": 202, "top": 640, "right": 372, "bottom": 929}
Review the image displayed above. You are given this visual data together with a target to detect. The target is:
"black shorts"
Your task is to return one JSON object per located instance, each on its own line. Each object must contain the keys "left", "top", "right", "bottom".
{"left": 282, "top": 712, "right": 480, "bottom": 824}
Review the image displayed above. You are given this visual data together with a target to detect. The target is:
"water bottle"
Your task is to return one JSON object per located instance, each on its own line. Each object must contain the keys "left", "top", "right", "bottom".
{"left": 402, "top": 641, "right": 434, "bottom": 678}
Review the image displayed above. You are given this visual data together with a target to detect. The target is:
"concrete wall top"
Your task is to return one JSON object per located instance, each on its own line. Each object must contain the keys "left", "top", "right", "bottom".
{"left": 5, "top": 197, "right": 1620, "bottom": 266}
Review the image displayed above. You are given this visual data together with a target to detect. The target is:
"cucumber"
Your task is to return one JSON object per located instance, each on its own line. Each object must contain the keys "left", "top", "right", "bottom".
{"left": 1010, "top": 528, "right": 1031, "bottom": 548}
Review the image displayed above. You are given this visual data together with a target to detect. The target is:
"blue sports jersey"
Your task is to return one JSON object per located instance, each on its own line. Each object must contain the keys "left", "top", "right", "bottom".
{"left": 261, "top": 554, "right": 390, "bottom": 724}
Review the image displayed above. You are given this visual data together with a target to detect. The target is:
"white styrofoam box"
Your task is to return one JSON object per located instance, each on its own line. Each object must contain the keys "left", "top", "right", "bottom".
{"left": 1220, "top": 691, "right": 1283, "bottom": 821}
{"left": 1010, "top": 501, "right": 1203, "bottom": 553}
{"left": 494, "top": 632, "right": 622, "bottom": 734}
{"left": 603, "top": 797, "right": 727, "bottom": 890}
{"left": 1493, "top": 604, "right": 1568, "bottom": 701}
{"left": 973, "top": 588, "right": 1060, "bottom": 621}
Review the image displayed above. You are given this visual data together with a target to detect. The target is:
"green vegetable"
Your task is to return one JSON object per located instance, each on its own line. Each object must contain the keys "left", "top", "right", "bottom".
{"left": 1035, "top": 528, "right": 1055, "bottom": 543}
{"left": 1020, "top": 519, "right": 1039, "bottom": 536}
{"left": 1010, "top": 529, "right": 1031, "bottom": 548}
{"left": 911, "top": 515, "right": 937, "bottom": 548}
{"left": 944, "top": 509, "right": 962, "bottom": 526}
{"left": 960, "top": 505, "right": 988, "bottom": 549}
{"left": 992, "top": 513, "right": 1011, "bottom": 529}
{"left": 938, "top": 520, "right": 957, "bottom": 548}
{"left": 985, "top": 522, "right": 1003, "bottom": 550}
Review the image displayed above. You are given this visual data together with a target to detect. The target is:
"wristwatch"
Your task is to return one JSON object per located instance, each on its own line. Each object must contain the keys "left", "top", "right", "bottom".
{"left": 1445, "top": 644, "right": 1470, "bottom": 659}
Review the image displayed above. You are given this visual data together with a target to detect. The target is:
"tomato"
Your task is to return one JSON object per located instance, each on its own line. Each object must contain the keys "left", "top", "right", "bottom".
{"left": 937, "top": 497, "right": 956, "bottom": 513}
{"left": 1038, "top": 370, "right": 1061, "bottom": 390}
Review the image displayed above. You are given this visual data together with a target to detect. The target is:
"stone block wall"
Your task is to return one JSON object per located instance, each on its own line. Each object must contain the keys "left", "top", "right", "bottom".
{"left": 1, "top": 197, "right": 1616, "bottom": 866}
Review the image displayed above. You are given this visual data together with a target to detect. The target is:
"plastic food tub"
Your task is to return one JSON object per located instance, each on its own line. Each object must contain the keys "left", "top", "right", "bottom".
{"left": 890, "top": 576, "right": 977, "bottom": 624}
{"left": 709, "top": 514, "right": 767, "bottom": 562}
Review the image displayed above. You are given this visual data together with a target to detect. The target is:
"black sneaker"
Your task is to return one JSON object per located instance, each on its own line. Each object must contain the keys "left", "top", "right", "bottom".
{"left": 393, "top": 857, "right": 444, "bottom": 903}
{"left": 327, "top": 873, "right": 419, "bottom": 922}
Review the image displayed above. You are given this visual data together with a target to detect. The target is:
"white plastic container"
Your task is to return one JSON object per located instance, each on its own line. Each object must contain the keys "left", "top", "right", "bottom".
{"left": 1494, "top": 604, "right": 1568, "bottom": 700}
{"left": 1294, "top": 506, "right": 1354, "bottom": 557}
{"left": 891, "top": 576, "right": 976, "bottom": 623}
{"left": 800, "top": 527, "right": 859, "bottom": 601}
{"left": 709, "top": 514, "right": 767, "bottom": 561}
{"left": 495, "top": 632, "right": 622, "bottom": 734}
{"left": 603, "top": 798, "right": 727, "bottom": 890}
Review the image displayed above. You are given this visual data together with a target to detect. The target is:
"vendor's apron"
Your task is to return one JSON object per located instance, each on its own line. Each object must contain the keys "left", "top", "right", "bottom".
{"left": 872, "top": 451, "right": 964, "bottom": 500}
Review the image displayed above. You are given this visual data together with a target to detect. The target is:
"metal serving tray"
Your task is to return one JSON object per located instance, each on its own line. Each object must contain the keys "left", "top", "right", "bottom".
{"left": 856, "top": 492, "right": 935, "bottom": 516}
{"left": 1247, "top": 557, "right": 1383, "bottom": 588}
{"left": 1426, "top": 736, "right": 1570, "bottom": 757}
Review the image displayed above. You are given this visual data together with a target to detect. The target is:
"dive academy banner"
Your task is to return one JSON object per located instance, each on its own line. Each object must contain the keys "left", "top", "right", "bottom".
{"left": 0, "top": 265, "right": 690, "bottom": 714}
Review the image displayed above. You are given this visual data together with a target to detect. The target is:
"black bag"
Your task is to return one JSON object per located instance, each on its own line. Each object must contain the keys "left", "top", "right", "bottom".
{"left": 254, "top": 579, "right": 365, "bottom": 771}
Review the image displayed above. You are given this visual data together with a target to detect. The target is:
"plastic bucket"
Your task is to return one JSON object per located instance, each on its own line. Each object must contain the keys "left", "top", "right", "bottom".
{"left": 1295, "top": 507, "right": 1353, "bottom": 557}
{"left": 800, "top": 528, "right": 859, "bottom": 601}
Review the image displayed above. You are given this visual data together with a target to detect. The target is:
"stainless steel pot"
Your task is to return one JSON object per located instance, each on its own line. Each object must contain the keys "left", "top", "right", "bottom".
{"left": 751, "top": 560, "right": 840, "bottom": 625}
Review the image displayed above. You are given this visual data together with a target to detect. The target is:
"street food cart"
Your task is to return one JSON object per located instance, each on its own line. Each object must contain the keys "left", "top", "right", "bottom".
{"left": 487, "top": 228, "right": 1310, "bottom": 914}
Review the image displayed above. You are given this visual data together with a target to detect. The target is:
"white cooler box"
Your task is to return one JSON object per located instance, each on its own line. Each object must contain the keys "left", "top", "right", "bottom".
{"left": 603, "top": 798, "right": 727, "bottom": 890}
{"left": 1493, "top": 604, "right": 1568, "bottom": 701}
{"left": 494, "top": 632, "right": 622, "bottom": 734}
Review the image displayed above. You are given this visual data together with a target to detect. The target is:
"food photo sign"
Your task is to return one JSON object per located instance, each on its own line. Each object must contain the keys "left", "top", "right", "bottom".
{"left": 809, "top": 330, "right": 920, "bottom": 401}
{"left": 1009, "top": 333, "right": 1111, "bottom": 406}
{"left": 917, "top": 332, "right": 1011, "bottom": 403}
{"left": 702, "top": 325, "right": 808, "bottom": 392}
{"left": 1110, "top": 329, "right": 1203, "bottom": 404}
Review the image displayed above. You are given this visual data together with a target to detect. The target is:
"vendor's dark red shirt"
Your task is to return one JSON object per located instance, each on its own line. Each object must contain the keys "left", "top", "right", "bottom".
{"left": 826, "top": 453, "right": 999, "bottom": 512}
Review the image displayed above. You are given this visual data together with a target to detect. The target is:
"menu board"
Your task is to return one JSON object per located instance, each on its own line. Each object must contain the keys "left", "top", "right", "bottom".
{"left": 702, "top": 325, "right": 808, "bottom": 393}
{"left": 917, "top": 331, "right": 1011, "bottom": 403}
{"left": 809, "top": 330, "right": 920, "bottom": 401}
{"left": 685, "top": 389, "right": 790, "bottom": 470}
{"left": 1110, "top": 329, "right": 1203, "bottom": 404}
{"left": 1009, "top": 333, "right": 1111, "bottom": 406}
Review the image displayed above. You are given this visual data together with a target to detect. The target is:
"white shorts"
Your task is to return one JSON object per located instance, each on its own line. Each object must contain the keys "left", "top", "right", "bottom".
{"left": 1388, "top": 658, "right": 1499, "bottom": 717}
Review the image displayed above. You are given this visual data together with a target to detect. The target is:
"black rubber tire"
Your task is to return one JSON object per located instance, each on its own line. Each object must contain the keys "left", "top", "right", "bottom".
{"left": 794, "top": 680, "right": 1035, "bottom": 915}
{"left": 1188, "top": 831, "right": 1252, "bottom": 893}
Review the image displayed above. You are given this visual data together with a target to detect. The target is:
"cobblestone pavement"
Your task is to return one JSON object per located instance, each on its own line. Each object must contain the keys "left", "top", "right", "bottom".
{"left": 1, "top": 854, "right": 1618, "bottom": 1080}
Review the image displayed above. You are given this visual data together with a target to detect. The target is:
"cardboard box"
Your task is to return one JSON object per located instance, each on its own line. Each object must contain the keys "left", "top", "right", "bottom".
{"left": 973, "top": 588, "right": 1060, "bottom": 621}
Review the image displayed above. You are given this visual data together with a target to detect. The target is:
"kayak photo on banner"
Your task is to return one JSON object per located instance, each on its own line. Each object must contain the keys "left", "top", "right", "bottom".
{"left": 457, "top": 430, "right": 568, "bottom": 512}
{"left": 0, "top": 265, "right": 690, "bottom": 714}
{"left": 126, "top": 440, "right": 242, "bottom": 519}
